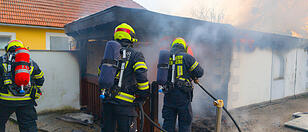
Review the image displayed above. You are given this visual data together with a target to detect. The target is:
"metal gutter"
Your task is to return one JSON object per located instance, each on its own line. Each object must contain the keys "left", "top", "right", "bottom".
{"left": 0, "top": 23, "right": 64, "bottom": 30}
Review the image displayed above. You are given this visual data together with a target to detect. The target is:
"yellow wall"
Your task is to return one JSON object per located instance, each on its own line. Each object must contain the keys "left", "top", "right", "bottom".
{"left": 0, "top": 25, "right": 64, "bottom": 50}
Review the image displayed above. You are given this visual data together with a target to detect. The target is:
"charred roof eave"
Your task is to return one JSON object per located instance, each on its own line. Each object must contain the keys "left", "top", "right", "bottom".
{"left": 64, "top": 6, "right": 234, "bottom": 42}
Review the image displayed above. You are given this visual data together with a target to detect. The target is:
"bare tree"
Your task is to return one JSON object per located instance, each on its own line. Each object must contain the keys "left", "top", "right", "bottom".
{"left": 191, "top": 7, "right": 225, "bottom": 23}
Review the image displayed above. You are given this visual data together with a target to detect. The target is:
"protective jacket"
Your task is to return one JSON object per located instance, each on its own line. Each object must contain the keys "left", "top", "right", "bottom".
{"left": 165, "top": 46, "right": 204, "bottom": 106}
{"left": 0, "top": 55, "right": 44, "bottom": 106}
{"left": 98, "top": 41, "right": 150, "bottom": 106}
{"left": 162, "top": 45, "right": 204, "bottom": 132}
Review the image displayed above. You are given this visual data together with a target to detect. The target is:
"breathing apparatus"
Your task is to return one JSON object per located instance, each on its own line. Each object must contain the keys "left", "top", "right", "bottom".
{"left": 158, "top": 37, "right": 190, "bottom": 93}
{"left": 100, "top": 23, "right": 137, "bottom": 99}
{"left": 2, "top": 40, "right": 31, "bottom": 96}
{"left": 99, "top": 44, "right": 129, "bottom": 99}
{"left": 161, "top": 54, "right": 176, "bottom": 93}
{"left": 99, "top": 23, "right": 167, "bottom": 131}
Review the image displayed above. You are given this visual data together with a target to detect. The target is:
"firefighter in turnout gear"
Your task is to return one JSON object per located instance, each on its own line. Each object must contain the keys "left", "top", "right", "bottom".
{"left": 0, "top": 40, "right": 44, "bottom": 132}
{"left": 98, "top": 23, "right": 149, "bottom": 132}
{"left": 162, "top": 37, "right": 204, "bottom": 132}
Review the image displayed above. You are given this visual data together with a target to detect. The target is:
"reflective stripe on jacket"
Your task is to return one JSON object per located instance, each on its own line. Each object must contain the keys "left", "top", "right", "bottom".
{"left": 98, "top": 42, "right": 149, "bottom": 104}
{"left": 0, "top": 56, "right": 45, "bottom": 101}
{"left": 168, "top": 49, "right": 204, "bottom": 83}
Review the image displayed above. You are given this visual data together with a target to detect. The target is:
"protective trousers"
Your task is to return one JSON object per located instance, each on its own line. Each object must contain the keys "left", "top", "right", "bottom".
{"left": 101, "top": 102, "right": 137, "bottom": 132}
{"left": 162, "top": 102, "right": 193, "bottom": 132}
{"left": 0, "top": 104, "right": 37, "bottom": 132}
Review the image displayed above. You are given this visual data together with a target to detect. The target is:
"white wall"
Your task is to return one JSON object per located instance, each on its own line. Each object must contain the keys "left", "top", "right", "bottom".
{"left": 27, "top": 51, "right": 80, "bottom": 113}
{"left": 283, "top": 49, "right": 297, "bottom": 97}
{"left": 293, "top": 49, "right": 308, "bottom": 94}
{"left": 228, "top": 48, "right": 272, "bottom": 109}
{"left": 0, "top": 50, "right": 81, "bottom": 113}
{"left": 228, "top": 48, "right": 308, "bottom": 109}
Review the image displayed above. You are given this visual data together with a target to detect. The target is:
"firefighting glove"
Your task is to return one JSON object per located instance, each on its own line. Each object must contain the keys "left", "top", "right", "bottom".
{"left": 134, "top": 92, "right": 149, "bottom": 104}
{"left": 135, "top": 89, "right": 150, "bottom": 98}
{"left": 134, "top": 96, "right": 147, "bottom": 104}
{"left": 35, "top": 87, "right": 42, "bottom": 99}
{"left": 30, "top": 86, "right": 42, "bottom": 99}
{"left": 193, "top": 79, "right": 199, "bottom": 84}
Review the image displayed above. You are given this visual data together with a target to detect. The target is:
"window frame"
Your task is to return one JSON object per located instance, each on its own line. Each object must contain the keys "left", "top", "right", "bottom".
{"left": 0, "top": 32, "right": 16, "bottom": 50}
{"left": 0, "top": 32, "right": 16, "bottom": 40}
{"left": 46, "top": 32, "right": 72, "bottom": 50}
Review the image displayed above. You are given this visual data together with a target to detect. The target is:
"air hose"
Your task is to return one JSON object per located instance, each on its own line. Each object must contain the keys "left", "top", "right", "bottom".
{"left": 137, "top": 103, "right": 168, "bottom": 132}
{"left": 196, "top": 83, "right": 242, "bottom": 132}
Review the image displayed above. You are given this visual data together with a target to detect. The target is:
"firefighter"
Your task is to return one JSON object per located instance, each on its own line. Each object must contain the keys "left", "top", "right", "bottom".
{"left": 99, "top": 23, "right": 150, "bottom": 132}
{"left": 0, "top": 40, "right": 44, "bottom": 132}
{"left": 162, "top": 37, "right": 204, "bottom": 132}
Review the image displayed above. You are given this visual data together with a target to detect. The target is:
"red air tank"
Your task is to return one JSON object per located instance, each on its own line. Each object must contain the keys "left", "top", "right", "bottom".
{"left": 14, "top": 48, "right": 30, "bottom": 87}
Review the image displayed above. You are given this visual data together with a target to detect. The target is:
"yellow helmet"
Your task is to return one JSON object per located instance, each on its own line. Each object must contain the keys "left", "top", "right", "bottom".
{"left": 6, "top": 40, "right": 25, "bottom": 52}
{"left": 114, "top": 23, "right": 138, "bottom": 43}
{"left": 171, "top": 37, "right": 187, "bottom": 51}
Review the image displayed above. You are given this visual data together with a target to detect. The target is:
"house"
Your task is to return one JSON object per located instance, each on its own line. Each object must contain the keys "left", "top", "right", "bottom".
{"left": 0, "top": 0, "right": 143, "bottom": 50}
{"left": 0, "top": 1, "right": 144, "bottom": 113}
{"left": 65, "top": 6, "right": 308, "bottom": 126}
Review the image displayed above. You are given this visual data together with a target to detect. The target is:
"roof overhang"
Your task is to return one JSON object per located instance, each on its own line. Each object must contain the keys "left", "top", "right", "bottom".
{"left": 64, "top": 6, "right": 234, "bottom": 42}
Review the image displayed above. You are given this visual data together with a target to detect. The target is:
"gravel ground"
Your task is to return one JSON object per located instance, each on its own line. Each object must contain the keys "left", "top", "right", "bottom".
{"left": 193, "top": 94, "right": 308, "bottom": 132}
{"left": 5, "top": 94, "right": 308, "bottom": 132}
{"left": 5, "top": 112, "right": 100, "bottom": 132}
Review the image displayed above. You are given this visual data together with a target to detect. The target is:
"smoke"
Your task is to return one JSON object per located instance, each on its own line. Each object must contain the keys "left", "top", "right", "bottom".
{"left": 130, "top": 0, "right": 308, "bottom": 128}
{"left": 133, "top": 18, "right": 234, "bottom": 123}
{"left": 134, "top": 0, "right": 308, "bottom": 38}
{"left": 64, "top": 2, "right": 308, "bottom": 130}
{"left": 232, "top": 0, "right": 308, "bottom": 38}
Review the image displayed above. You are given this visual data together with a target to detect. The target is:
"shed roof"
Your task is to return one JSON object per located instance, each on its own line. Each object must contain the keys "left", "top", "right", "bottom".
{"left": 65, "top": 6, "right": 308, "bottom": 50}
{"left": 65, "top": 6, "right": 234, "bottom": 42}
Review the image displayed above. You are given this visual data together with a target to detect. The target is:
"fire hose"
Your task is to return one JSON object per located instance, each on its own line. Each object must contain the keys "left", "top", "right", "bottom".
{"left": 138, "top": 102, "right": 144, "bottom": 132}
{"left": 196, "top": 82, "right": 242, "bottom": 132}
{"left": 137, "top": 102, "right": 168, "bottom": 132}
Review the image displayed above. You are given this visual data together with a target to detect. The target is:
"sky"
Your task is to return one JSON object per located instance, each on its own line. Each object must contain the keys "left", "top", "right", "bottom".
{"left": 133, "top": 0, "right": 308, "bottom": 38}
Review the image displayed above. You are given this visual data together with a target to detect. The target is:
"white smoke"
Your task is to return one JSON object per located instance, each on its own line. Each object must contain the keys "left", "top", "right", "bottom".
{"left": 134, "top": 0, "right": 308, "bottom": 38}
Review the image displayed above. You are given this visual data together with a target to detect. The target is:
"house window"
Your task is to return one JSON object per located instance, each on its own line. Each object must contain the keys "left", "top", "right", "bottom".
{"left": 46, "top": 33, "right": 75, "bottom": 50}
{"left": 0, "top": 32, "right": 16, "bottom": 49}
